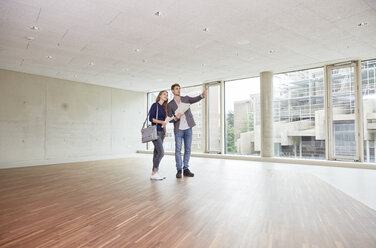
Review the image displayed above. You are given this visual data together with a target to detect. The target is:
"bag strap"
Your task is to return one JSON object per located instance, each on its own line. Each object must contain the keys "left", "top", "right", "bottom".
{"left": 142, "top": 103, "right": 159, "bottom": 130}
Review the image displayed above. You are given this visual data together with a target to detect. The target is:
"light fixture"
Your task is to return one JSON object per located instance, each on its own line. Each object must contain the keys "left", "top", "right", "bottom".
{"left": 269, "top": 50, "right": 275, "bottom": 54}
{"left": 26, "top": 36, "right": 35, "bottom": 41}
{"left": 203, "top": 28, "right": 209, "bottom": 32}
{"left": 135, "top": 48, "right": 140, "bottom": 52}
{"left": 357, "top": 22, "right": 367, "bottom": 27}
{"left": 236, "top": 40, "right": 250, "bottom": 45}
{"left": 142, "top": 59, "right": 147, "bottom": 63}
{"left": 46, "top": 55, "right": 53, "bottom": 59}
{"left": 154, "top": 11, "right": 162, "bottom": 16}
{"left": 89, "top": 62, "right": 95, "bottom": 66}
{"left": 30, "top": 26, "right": 39, "bottom": 30}
{"left": 201, "top": 63, "right": 206, "bottom": 67}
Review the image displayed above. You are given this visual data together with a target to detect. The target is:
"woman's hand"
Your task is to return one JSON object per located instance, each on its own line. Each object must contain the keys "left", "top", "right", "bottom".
{"left": 161, "top": 121, "right": 167, "bottom": 128}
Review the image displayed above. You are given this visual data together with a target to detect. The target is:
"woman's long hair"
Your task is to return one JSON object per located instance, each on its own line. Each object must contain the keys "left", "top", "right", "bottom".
{"left": 155, "top": 91, "right": 168, "bottom": 120}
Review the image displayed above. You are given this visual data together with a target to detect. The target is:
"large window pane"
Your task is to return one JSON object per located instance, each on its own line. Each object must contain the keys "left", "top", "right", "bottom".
{"left": 180, "top": 86, "right": 204, "bottom": 152}
{"left": 225, "top": 78, "right": 260, "bottom": 155}
{"left": 147, "top": 85, "right": 204, "bottom": 153}
{"left": 208, "top": 84, "right": 221, "bottom": 152}
{"left": 362, "top": 59, "right": 376, "bottom": 162}
{"left": 273, "top": 68, "right": 325, "bottom": 159}
{"left": 330, "top": 67, "right": 356, "bottom": 159}
{"left": 147, "top": 90, "right": 174, "bottom": 151}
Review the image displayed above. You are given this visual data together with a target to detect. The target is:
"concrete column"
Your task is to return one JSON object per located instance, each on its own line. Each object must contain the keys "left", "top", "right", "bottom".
{"left": 260, "top": 71, "right": 273, "bottom": 157}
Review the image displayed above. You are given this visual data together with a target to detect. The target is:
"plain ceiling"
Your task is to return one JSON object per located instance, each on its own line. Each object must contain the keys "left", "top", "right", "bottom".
{"left": 0, "top": 0, "right": 375, "bottom": 92}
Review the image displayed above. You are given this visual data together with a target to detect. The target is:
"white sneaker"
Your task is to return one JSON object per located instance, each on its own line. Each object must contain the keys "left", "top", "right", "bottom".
{"left": 150, "top": 173, "right": 164, "bottom": 180}
{"left": 157, "top": 172, "right": 166, "bottom": 179}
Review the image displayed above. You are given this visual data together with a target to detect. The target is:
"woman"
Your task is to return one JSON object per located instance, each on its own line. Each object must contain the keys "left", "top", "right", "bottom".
{"left": 149, "top": 91, "right": 168, "bottom": 180}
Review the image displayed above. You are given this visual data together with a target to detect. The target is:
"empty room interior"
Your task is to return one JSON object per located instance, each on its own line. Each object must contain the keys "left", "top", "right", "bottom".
{"left": 1, "top": 0, "right": 376, "bottom": 247}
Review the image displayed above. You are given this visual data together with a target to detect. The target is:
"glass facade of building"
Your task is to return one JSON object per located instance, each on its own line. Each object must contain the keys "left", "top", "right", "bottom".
{"left": 146, "top": 59, "right": 376, "bottom": 164}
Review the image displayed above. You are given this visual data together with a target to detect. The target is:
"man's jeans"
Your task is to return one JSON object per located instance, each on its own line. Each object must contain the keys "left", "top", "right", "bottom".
{"left": 175, "top": 128, "right": 192, "bottom": 170}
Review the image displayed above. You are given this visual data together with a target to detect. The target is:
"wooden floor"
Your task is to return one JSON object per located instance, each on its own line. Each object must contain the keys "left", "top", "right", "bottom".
{"left": 1, "top": 156, "right": 376, "bottom": 248}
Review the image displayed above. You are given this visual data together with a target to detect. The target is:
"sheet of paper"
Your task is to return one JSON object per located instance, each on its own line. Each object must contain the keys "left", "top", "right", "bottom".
{"left": 166, "top": 103, "right": 191, "bottom": 122}
{"left": 176, "top": 102, "right": 190, "bottom": 114}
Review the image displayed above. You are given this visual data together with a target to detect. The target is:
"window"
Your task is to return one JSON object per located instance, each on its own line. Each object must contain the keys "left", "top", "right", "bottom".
{"left": 273, "top": 68, "right": 325, "bottom": 159}
{"left": 207, "top": 84, "right": 221, "bottom": 152}
{"left": 146, "top": 85, "right": 204, "bottom": 153}
{"left": 225, "top": 77, "right": 260, "bottom": 155}
{"left": 181, "top": 86, "right": 204, "bottom": 152}
{"left": 147, "top": 90, "right": 174, "bottom": 151}
{"left": 362, "top": 59, "right": 376, "bottom": 162}
{"left": 145, "top": 59, "right": 376, "bottom": 164}
{"left": 328, "top": 66, "right": 357, "bottom": 160}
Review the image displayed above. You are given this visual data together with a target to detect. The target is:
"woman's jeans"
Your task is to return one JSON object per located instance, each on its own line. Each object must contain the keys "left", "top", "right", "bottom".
{"left": 152, "top": 131, "right": 165, "bottom": 172}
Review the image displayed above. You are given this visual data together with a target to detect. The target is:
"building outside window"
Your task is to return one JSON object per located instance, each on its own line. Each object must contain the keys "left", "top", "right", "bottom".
{"left": 225, "top": 77, "right": 260, "bottom": 155}
{"left": 273, "top": 68, "right": 325, "bottom": 159}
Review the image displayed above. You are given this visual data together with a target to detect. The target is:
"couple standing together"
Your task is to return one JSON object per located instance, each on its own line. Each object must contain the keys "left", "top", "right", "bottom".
{"left": 149, "top": 83, "right": 207, "bottom": 180}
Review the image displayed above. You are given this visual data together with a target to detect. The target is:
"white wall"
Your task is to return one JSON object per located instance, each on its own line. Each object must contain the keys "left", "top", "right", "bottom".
{"left": 0, "top": 69, "right": 146, "bottom": 168}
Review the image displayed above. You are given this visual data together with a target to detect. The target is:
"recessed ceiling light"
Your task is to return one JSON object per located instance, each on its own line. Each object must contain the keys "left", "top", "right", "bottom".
{"left": 135, "top": 48, "right": 140, "bottom": 52}
{"left": 26, "top": 36, "right": 35, "bottom": 41}
{"left": 203, "top": 28, "right": 209, "bottom": 32}
{"left": 154, "top": 11, "right": 162, "bottom": 16}
{"left": 236, "top": 40, "right": 250, "bottom": 45}
{"left": 201, "top": 63, "right": 206, "bottom": 67}
{"left": 142, "top": 59, "right": 147, "bottom": 63}
{"left": 89, "top": 62, "right": 95, "bottom": 66}
{"left": 46, "top": 55, "right": 53, "bottom": 59}
{"left": 358, "top": 22, "right": 367, "bottom": 27}
{"left": 74, "top": 75, "right": 78, "bottom": 78}
{"left": 30, "top": 26, "right": 39, "bottom": 30}
{"left": 269, "top": 50, "right": 276, "bottom": 54}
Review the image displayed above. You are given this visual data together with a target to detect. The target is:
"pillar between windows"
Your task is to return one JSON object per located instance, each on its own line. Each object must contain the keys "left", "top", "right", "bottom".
{"left": 260, "top": 71, "right": 273, "bottom": 157}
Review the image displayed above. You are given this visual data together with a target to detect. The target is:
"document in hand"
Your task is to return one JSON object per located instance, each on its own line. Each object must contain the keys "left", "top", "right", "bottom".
{"left": 166, "top": 102, "right": 190, "bottom": 122}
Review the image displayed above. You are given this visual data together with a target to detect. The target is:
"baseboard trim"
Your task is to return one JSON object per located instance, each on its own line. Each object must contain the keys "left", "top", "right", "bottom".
{"left": 137, "top": 150, "right": 376, "bottom": 170}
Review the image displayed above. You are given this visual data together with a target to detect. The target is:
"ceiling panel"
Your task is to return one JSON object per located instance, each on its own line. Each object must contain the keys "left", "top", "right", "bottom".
{"left": 0, "top": 0, "right": 375, "bottom": 92}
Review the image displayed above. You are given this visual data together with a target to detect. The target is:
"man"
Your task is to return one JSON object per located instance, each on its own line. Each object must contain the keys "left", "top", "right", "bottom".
{"left": 167, "top": 83, "right": 207, "bottom": 178}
